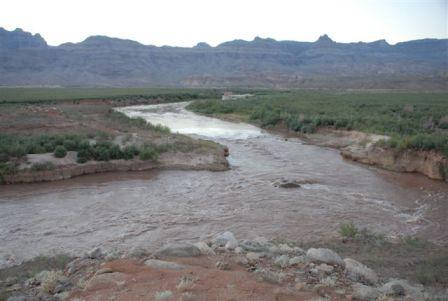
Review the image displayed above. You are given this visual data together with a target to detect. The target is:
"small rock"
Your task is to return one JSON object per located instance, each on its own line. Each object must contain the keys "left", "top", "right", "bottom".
{"left": 234, "top": 246, "right": 244, "bottom": 254}
{"left": 274, "top": 177, "right": 302, "bottom": 188}
{"left": 380, "top": 279, "right": 425, "bottom": 300}
{"left": 344, "top": 258, "right": 378, "bottom": 286}
{"left": 306, "top": 248, "right": 345, "bottom": 266}
{"left": 145, "top": 259, "right": 186, "bottom": 270}
{"left": 352, "top": 283, "right": 381, "bottom": 301}
{"left": 225, "top": 238, "right": 238, "bottom": 250}
{"left": 274, "top": 255, "right": 290, "bottom": 268}
{"left": 215, "top": 260, "right": 231, "bottom": 270}
{"left": 316, "top": 263, "right": 334, "bottom": 274}
{"left": 85, "top": 247, "right": 103, "bottom": 259}
{"left": 155, "top": 243, "right": 201, "bottom": 257}
{"left": 246, "top": 252, "right": 263, "bottom": 262}
{"left": 390, "top": 284, "right": 405, "bottom": 296}
{"left": 194, "top": 241, "right": 215, "bottom": 255}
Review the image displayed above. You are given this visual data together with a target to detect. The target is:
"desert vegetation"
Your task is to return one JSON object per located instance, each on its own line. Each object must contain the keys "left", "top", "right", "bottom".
{"left": 0, "top": 87, "right": 220, "bottom": 104}
{"left": 188, "top": 90, "right": 448, "bottom": 155}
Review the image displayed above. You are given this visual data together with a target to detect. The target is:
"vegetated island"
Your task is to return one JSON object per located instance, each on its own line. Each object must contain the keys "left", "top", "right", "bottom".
{"left": 0, "top": 88, "right": 228, "bottom": 184}
{"left": 187, "top": 90, "right": 448, "bottom": 182}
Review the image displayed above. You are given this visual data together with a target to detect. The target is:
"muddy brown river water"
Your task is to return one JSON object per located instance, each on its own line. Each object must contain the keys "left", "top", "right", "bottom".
{"left": 1, "top": 102, "right": 447, "bottom": 266}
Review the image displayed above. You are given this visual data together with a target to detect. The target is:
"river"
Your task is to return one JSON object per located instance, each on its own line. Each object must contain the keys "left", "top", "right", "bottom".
{"left": 1, "top": 102, "right": 447, "bottom": 265}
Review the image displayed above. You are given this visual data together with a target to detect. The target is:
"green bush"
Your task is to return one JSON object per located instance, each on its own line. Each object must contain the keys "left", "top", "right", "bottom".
{"left": 339, "top": 222, "right": 358, "bottom": 238}
{"left": 54, "top": 146, "right": 67, "bottom": 158}
{"left": 139, "top": 146, "right": 158, "bottom": 161}
{"left": 123, "top": 145, "right": 139, "bottom": 160}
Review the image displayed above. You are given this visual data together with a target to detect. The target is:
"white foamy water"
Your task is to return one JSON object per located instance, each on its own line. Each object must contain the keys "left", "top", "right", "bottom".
{"left": 116, "top": 102, "right": 264, "bottom": 139}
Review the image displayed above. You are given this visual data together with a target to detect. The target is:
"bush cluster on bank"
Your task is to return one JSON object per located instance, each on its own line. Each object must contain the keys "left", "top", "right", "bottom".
{"left": 187, "top": 91, "right": 448, "bottom": 156}
{"left": 108, "top": 111, "right": 170, "bottom": 134}
{"left": 0, "top": 133, "right": 161, "bottom": 166}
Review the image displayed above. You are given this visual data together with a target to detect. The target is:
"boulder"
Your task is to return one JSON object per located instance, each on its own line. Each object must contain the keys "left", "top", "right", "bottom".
{"left": 380, "top": 279, "right": 425, "bottom": 300}
{"left": 306, "top": 248, "right": 345, "bottom": 266}
{"left": 274, "top": 177, "right": 302, "bottom": 188}
{"left": 352, "top": 283, "right": 381, "bottom": 301}
{"left": 344, "top": 258, "right": 378, "bottom": 286}
{"left": 155, "top": 243, "right": 201, "bottom": 257}
{"left": 85, "top": 247, "right": 103, "bottom": 259}
{"left": 144, "top": 259, "right": 186, "bottom": 270}
{"left": 246, "top": 252, "right": 263, "bottom": 262}
{"left": 194, "top": 241, "right": 215, "bottom": 255}
{"left": 212, "top": 231, "right": 238, "bottom": 249}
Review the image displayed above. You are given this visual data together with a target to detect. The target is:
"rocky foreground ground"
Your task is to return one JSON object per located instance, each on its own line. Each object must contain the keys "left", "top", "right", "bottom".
{"left": 3, "top": 232, "right": 438, "bottom": 301}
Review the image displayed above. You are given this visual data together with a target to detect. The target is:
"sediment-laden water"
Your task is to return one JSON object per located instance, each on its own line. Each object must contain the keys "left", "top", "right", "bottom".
{"left": 1, "top": 102, "right": 447, "bottom": 265}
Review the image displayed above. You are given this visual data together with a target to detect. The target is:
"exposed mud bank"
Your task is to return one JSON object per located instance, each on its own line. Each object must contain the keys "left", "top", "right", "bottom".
{"left": 2, "top": 149, "right": 229, "bottom": 185}
{"left": 281, "top": 128, "right": 448, "bottom": 182}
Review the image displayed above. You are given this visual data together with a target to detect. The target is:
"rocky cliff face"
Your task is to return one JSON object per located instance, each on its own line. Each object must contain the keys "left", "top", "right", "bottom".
{"left": 1, "top": 28, "right": 447, "bottom": 88}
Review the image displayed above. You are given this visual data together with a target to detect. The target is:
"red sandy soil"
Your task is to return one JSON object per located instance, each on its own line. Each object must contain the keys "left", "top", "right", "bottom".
{"left": 68, "top": 256, "right": 345, "bottom": 301}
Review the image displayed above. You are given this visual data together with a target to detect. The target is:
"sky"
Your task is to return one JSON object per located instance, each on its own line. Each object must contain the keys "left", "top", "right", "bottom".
{"left": 0, "top": 0, "right": 447, "bottom": 46}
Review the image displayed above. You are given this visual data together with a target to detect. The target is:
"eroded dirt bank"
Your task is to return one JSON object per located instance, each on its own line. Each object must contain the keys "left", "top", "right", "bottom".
{"left": 2, "top": 148, "right": 228, "bottom": 184}
{"left": 280, "top": 128, "right": 448, "bottom": 182}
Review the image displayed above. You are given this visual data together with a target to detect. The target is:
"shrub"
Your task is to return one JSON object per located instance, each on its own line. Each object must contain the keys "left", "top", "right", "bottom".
{"left": 139, "top": 147, "right": 158, "bottom": 161}
{"left": 339, "top": 222, "right": 358, "bottom": 238}
{"left": 416, "top": 254, "right": 448, "bottom": 286}
{"left": 54, "top": 146, "right": 67, "bottom": 158}
{"left": 123, "top": 145, "right": 139, "bottom": 160}
{"left": 95, "top": 147, "right": 111, "bottom": 161}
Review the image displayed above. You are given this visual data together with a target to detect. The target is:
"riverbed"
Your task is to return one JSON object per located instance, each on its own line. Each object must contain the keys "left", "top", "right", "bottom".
{"left": 1, "top": 102, "right": 447, "bottom": 265}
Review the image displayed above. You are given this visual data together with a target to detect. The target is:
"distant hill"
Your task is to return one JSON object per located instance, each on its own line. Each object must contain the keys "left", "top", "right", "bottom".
{"left": 0, "top": 28, "right": 447, "bottom": 89}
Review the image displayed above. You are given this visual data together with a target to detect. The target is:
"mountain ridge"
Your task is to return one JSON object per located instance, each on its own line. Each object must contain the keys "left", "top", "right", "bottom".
{"left": 0, "top": 27, "right": 447, "bottom": 89}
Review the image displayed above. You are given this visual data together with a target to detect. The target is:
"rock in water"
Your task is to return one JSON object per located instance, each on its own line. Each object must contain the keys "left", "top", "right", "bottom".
{"left": 85, "top": 247, "right": 103, "bottom": 259}
{"left": 306, "top": 248, "right": 345, "bottom": 266}
{"left": 155, "top": 243, "right": 201, "bottom": 257}
{"left": 274, "top": 177, "right": 302, "bottom": 188}
{"left": 344, "top": 258, "right": 378, "bottom": 285}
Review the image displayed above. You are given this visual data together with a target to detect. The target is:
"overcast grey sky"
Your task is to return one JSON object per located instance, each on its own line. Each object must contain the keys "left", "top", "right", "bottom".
{"left": 1, "top": 0, "right": 447, "bottom": 46}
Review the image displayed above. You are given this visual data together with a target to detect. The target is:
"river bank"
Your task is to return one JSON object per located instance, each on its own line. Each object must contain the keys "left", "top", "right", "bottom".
{"left": 198, "top": 111, "right": 448, "bottom": 182}
{"left": 0, "top": 100, "right": 229, "bottom": 185}
{"left": 1, "top": 231, "right": 446, "bottom": 301}
{"left": 294, "top": 128, "right": 448, "bottom": 182}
